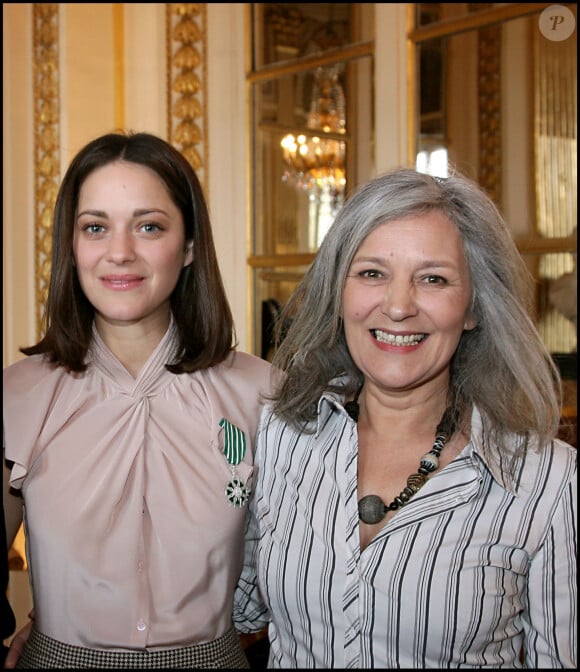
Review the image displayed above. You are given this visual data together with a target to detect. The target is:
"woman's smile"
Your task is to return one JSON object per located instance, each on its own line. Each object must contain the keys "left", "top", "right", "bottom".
{"left": 73, "top": 160, "right": 193, "bottom": 332}
{"left": 343, "top": 210, "right": 476, "bottom": 395}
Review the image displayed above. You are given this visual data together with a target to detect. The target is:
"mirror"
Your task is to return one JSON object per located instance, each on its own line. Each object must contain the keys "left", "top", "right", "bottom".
{"left": 248, "top": 3, "right": 375, "bottom": 357}
{"left": 412, "top": 4, "right": 577, "bottom": 356}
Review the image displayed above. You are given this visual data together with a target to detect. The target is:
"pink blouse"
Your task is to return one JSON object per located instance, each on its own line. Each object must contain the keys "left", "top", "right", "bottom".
{"left": 3, "top": 321, "right": 272, "bottom": 650}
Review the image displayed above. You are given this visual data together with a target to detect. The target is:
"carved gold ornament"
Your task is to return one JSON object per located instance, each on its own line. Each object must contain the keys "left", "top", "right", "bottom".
{"left": 33, "top": 3, "right": 60, "bottom": 339}
{"left": 167, "top": 3, "right": 207, "bottom": 192}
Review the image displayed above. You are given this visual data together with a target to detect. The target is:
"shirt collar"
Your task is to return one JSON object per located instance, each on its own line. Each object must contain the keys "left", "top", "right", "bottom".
{"left": 315, "top": 376, "right": 352, "bottom": 436}
{"left": 467, "top": 405, "right": 522, "bottom": 495}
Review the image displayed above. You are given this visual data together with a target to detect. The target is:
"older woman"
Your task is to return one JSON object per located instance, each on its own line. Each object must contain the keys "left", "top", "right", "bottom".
{"left": 234, "top": 168, "right": 576, "bottom": 668}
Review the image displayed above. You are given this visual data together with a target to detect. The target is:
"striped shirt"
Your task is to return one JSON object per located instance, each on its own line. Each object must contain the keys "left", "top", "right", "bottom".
{"left": 234, "top": 392, "right": 577, "bottom": 668}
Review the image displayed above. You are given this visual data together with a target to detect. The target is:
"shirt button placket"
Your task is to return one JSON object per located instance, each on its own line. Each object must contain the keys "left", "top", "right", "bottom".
{"left": 135, "top": 556, "right": 148, "bottom": 642}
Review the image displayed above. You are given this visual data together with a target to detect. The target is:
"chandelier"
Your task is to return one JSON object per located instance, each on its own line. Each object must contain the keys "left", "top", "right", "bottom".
{"left": 280, "top": 65, "right": 347, "bottom": 204}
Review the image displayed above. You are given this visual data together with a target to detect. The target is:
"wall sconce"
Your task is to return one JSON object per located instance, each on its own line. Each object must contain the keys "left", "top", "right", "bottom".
{"left": 280, "top": 64, "right": 347, "bottom": 213}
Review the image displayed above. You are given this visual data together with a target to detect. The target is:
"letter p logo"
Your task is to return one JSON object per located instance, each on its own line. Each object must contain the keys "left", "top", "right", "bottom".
{"left": 539, "top": 5, "right": 576, "bottom": 41}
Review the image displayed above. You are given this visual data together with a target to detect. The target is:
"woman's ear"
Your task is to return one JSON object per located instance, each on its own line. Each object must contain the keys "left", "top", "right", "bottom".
{"left": 463, "top": 293, "right": 477, "bottom": 331}
{"left": 463, "top": 311, "right": 477, "bottom": 331}
{"left": 183, "top": 240, "right": 194, "bottom": 267}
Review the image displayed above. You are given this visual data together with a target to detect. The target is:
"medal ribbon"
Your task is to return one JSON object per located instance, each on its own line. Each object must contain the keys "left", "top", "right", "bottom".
{"left": 219, "top": 418, "right": 250, "bottom": 508}
{"left": 219, "top": 417, "right": 247, "bottom": 465}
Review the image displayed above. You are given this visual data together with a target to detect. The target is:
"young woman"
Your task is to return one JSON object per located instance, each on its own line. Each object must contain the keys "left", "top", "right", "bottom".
{"left": 234, "top": 168, "right": 577, "bottom": 668}
{"left": 3, "top": 131, "right": 272, "bottom": 668}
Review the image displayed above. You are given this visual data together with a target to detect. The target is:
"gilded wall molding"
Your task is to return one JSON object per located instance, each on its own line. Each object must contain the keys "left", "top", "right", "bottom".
{"left": 476, "top": 13, "right": 501, "bottom": 207}
{"left": 166, "top": 3, "right": 208, "bottom": 194}
{"left": 33, "top": 3, "right": 60, "bottom": 339}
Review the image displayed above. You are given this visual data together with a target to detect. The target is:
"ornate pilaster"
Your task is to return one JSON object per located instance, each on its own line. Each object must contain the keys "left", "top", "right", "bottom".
{"left": 166, "top": 3, "right": 208, "bottom": 192}
{"left": 33, "top": 3, "right": 60, "bottom": 339}
{"left": 477, "top": 24, "right": 501, "bottom": 207}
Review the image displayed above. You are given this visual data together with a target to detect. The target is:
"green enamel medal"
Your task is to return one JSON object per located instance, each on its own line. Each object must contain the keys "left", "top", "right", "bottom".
{"left": 219, "top": 418, "right": 250, "bottom": 507}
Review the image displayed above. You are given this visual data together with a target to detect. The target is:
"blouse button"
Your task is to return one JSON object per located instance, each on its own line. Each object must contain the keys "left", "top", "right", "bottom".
{"left": 137, "top": 560, "right": 144, "bottom": 572}
{"left": 136, "top": 619, "right": 147, "bottom": 631}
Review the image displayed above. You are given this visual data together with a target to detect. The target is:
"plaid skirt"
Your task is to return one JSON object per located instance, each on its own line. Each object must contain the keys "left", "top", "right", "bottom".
{"left": 16, "top": 626, "right": 250, "bottom": 669}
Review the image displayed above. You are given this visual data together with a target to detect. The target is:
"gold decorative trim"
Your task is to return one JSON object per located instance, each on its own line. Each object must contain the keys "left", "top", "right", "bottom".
{"left": 477, "top": 23, "right": 501, "bottom": 207}
{"left": 246, "top": 42, "right": 374, "bottom": 84}
{"left": 166, "top": 3, "right": 208, "bottom": 194}
{"left": 408, "top": 3, "right": 554, "bottom": 43}
{"left": 33, "top": 3, "right": 60, "bottom": 340}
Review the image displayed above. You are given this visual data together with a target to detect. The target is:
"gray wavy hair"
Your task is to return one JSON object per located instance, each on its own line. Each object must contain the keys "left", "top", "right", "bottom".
{"left": 271, "top": 168, "right": 562, "bottom": 479}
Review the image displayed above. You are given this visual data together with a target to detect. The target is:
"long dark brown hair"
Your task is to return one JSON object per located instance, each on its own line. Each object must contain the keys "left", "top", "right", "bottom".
{"left": 22, "top": 131, "right": 236, "bottom": 373}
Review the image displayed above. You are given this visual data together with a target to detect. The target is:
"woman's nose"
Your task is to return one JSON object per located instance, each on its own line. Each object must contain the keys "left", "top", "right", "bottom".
{"left": 106, "top": 232, "right": 137, "bottom": 263}
{"left": 380, "top": 280, "right": 418, "bottom": 321}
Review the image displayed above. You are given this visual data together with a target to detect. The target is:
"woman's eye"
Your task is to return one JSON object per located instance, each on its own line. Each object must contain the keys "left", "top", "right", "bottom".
{"left": 83, "top": 223, "right": 105, "bottom": 234}
{"left": 360, "top": 269, "right": 382, "bottom": 279}
{"left": 139, "top": 222, "right": 162, "bottom": 233}
{"left": 424, "top": 274, "right": 447, "bottom": 285}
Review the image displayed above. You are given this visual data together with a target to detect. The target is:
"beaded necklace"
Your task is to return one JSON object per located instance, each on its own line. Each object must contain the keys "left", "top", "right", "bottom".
{"left": 345, "top": 385, "right": 457, "bottom": 525}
